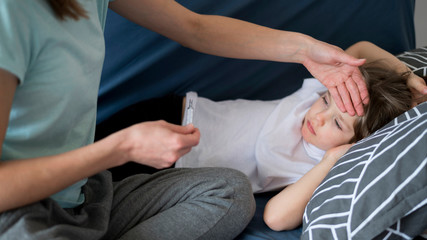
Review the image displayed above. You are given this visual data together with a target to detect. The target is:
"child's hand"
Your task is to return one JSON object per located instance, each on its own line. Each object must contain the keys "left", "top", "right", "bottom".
{"left": 407, "top": 73, "right": 427, "bottom": 107}
{"left": 323, "top": 143, "right": 354, "bottom": 164}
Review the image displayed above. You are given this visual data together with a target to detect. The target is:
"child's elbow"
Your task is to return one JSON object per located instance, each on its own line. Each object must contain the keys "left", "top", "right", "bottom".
{"left": 263, "top": 209, "right": 301, "bottom": 231}
{"left": 263, "top": 213, "right": 285, "bottom": 231}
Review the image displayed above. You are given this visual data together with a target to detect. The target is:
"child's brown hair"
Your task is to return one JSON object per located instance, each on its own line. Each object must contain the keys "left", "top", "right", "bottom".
{"left": 350, "top": 63, "right": 413, "bottom": 143}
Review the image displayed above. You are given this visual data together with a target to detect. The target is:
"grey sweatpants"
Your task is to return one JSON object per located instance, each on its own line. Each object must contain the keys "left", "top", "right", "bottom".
{"left": 0, "top": 168, "right": 255, "bottom": 240}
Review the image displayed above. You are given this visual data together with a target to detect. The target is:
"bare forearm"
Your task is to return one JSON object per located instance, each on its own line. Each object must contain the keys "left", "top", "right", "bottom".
{"left": 0, "top": 135, "right": 125, "bottom": 212}
{"left": 110, "top": 0, "right": 312, "bottom": 64}
{"left": 0, "top": 120, "right": 199, "bottom": 213}
{"left": 264, "top": 145, "right": 352, "bottom": 231}
{"left": 180, "top": 15, "right": 311, "bottom": 63}
{"left": 264, "top": 156, "right": 337, "bottom": 231}
{"left": 345, "top": 41, "right": 409, "bottom": 72}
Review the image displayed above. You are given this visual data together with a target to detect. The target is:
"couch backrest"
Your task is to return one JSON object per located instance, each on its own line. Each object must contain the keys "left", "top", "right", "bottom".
{"left": 98, "top": 0, "right": 415, "bottom": 123}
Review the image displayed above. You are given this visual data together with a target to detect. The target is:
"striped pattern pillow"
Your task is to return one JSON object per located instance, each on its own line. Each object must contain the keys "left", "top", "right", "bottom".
{"left": 397, "top": 46, "right": 427, "bottom": 77}
{"left": 301, "top": 102, "right": 427, "bottom": 240}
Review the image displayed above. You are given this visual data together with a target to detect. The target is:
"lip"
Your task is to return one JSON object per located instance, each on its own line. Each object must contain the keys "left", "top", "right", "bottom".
{"left": 307, "top": 120, "right": 316, "bottom": 135}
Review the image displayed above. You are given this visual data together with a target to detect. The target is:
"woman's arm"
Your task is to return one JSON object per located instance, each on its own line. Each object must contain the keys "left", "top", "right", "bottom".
{"left": 109, "top": 0, "right": 368, "bottom": 116}
{"left": 0, "top": 69, "right": 200, "bottom": 213}
{"left": 345, "top": 41, "right": 427, "bottom": 105}
{"left": 109, "top": 0, "right": 353, "bottom": 64}
{"left": 263, "top": 144, "right": 352, "bottom": 231}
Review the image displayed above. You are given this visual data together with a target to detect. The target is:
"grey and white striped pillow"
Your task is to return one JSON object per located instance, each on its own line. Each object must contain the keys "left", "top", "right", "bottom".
{"left": 301, "top": 102, "right": 427, "bottom": 240}
{"left": 397, "top": 46, "right": 427, "bottom": 78}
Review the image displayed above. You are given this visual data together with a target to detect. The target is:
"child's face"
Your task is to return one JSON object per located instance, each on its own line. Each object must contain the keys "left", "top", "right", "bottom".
{"left": 301, "top": 92, "right": 358, "bottom": 151}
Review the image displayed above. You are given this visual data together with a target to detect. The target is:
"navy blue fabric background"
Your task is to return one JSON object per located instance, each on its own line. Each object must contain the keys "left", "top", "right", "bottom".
{"left": 98, "top": 0, "right": 415, "bottom": 123}
{"left": 98, "top": 1, "right": 416, "bottom": 239}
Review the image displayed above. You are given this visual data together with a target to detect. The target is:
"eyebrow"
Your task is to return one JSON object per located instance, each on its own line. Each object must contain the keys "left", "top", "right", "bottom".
{"left": 327, "top": 91, "right": 352, "bottom": 131}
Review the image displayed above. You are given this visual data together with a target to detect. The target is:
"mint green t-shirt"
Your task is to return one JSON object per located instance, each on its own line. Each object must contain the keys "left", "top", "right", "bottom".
{"left": 0, "top": 0, "right": 110, "bottom": 208}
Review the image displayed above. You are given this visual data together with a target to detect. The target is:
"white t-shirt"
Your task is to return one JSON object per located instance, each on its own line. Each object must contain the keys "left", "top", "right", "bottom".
{"left": 176, "top": 78, "right": 327, "bottom": 193}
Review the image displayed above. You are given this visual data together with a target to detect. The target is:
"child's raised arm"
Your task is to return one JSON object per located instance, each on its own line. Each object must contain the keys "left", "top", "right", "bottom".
{"left": 263, "top": 144, "right": 353, "bottom": 231}
{"left": 345, "top": 41, "right": 427, "bottom": 105}
{"left": 345, "top": 41, "right": 409, "bottom": 72}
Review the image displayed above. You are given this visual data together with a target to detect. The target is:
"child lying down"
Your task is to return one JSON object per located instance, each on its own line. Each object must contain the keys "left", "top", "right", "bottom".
{"left": 95, "top": 41, "right": 425, "bottom": 230}
{"left": 177, "top": 63, "right": 415, "bottom": 190}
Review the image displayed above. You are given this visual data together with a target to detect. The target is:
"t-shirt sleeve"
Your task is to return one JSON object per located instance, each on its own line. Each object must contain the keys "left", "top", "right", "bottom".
{"left": 0, "top": 1, "right": 33, "bottom": 84}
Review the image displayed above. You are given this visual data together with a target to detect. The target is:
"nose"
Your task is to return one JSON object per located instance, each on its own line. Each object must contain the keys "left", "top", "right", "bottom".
{"left": 314, "top": 111, "right": 327, "bottom": 126}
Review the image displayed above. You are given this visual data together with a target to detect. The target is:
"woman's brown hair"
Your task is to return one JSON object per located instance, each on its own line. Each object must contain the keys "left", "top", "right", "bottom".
{"left": 350, "top": 63, "right": 413, "bottom": 143}
{"left": 47, "top": 0, "right": 88, "bottom": 20}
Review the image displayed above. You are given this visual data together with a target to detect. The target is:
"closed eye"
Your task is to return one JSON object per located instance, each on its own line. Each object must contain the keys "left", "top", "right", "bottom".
{"left": 322, "top": 96, "right": 328, "bottom": 106}
{"left": 335, "top": 119, "right": 343, "bottom": 130}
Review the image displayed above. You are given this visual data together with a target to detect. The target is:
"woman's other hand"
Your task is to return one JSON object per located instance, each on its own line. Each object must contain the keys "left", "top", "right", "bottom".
{"left": 115, "top": 120, "right": 200, "bottom": 169}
